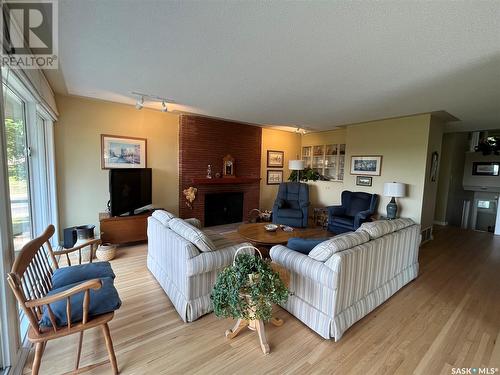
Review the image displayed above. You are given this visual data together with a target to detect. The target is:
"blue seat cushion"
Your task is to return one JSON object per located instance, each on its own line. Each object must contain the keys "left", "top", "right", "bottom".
{"left": 277, "top": 199, "right": 287, "bottom": 209}
{"left": 286, "top": 200, "right": 301, "bottom": 210}
{"left": 277, "top": 208, "right": 303, "bottom": 219}
{"left": 331, "top": 215, "right": 354, "bottom": 226}
{"left": 51, "top": 262, "right": 115, "bottom": 289}
{"left": 40, "top": 277, "right": 121, "bottom": 328}
{"left": 287, "top": 237, "right": 331, "bottom": 255}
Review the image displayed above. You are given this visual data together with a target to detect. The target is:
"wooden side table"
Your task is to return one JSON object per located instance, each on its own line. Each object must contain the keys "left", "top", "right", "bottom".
{"left": 224, "top": 263, "right": 290, "bottom": 355}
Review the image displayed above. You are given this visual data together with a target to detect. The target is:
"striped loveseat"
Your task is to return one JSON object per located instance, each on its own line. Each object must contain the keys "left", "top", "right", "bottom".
{"left": 270, "top": 218, "right": 420, "bottom": 340}
{"left": 147, "top": 211, "right": 252, "bottom": 322}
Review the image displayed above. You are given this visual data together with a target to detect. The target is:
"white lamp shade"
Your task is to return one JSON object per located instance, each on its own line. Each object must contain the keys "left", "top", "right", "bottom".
{"left": 289, "top": 160, "right": 305, "bottom": 170}
{"left": 383, "top": 182, "right": 406, "bottom": 197}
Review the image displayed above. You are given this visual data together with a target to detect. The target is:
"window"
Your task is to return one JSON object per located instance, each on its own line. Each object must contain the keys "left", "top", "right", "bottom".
{"left": 3, "top": 86, "right": 32, "bottom": 252}
{"left": 1, "top": 68, "right": 58, "bottom": 372}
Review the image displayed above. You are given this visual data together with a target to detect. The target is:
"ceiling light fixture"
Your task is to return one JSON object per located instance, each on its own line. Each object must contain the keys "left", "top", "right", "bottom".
{"left": 135, "top": 96, "right": 144, "bottom": 110}
{"left": 131, "top": 92, "right": 175, "bottom": 113}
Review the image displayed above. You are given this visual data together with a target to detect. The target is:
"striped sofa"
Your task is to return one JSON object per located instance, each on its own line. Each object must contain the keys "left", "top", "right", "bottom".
{"left": 270, "top": 218, "right": 421, "bottom": 340}
{"left": 147, "top": 212, "right": 252, "bottom": 322}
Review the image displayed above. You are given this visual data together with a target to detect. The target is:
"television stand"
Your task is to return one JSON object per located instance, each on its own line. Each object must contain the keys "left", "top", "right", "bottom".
{"left": 99, "top": 210, "right": 154, "bottom": 244}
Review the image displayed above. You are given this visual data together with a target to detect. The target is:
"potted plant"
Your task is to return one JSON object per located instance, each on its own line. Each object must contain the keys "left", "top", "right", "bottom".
{"left": 288, "top": 167, "right": 322, "bottom": 182}
{"left": 211, "top": 250, "right": 289, "bottom": 323}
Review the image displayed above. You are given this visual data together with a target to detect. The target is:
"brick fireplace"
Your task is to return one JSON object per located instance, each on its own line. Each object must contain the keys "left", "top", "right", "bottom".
{"left": 179, "top": 115, "right": 262, "bottom": 226}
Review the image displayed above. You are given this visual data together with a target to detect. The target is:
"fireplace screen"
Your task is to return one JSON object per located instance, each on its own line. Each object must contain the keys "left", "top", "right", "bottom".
{"left": 204, "top": 192, "right": 244, "bottom": 227}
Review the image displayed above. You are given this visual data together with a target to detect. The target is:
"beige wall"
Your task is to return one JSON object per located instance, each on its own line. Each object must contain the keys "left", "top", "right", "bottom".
{"left": 260, "top": 128, "right": 302, "bottom": 209}
{"left": 303, "top": 114, "right": 434, "bottom": 224}
{"left": 54, "top": 94, "right": 441, "bottom": 231}
{"left": 55, "top": 95, "right": 179, "bottom": 233}
{"left": 434, "top": 132, "right": 471, "bottom": 226}
{"left": 301, "top": 128, "right": 346, "bottom": 146}
{"left": 420, "top": 116, "right": 444, "bottom": 229}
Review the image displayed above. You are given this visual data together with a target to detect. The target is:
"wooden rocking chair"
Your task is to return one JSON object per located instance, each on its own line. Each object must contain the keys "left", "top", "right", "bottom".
{"left": 7, "top": 225, "right": 119, "bottom": 375}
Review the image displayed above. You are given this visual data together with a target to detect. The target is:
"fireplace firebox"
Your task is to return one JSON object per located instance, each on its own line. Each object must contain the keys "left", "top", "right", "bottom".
{"left": 204, "top": 192, "right": 244, "bottom": 227}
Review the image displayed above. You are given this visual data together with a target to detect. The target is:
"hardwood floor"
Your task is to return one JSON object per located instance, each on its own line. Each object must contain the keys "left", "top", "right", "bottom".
{"left": 24, "top": 226, "right": 500, "bottom": 374}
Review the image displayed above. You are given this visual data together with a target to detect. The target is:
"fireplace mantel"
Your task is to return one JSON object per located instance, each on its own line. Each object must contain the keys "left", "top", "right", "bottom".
{"left": 191, "top": 177, "right": 260, "bottom": 185}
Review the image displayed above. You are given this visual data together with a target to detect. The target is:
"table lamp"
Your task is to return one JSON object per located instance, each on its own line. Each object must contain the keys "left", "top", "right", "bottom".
{"left": 383, "top": 182, "right": 406, "bottom": 220}
{"left": 289, "top": 160, "right": 305, "bottom": 182}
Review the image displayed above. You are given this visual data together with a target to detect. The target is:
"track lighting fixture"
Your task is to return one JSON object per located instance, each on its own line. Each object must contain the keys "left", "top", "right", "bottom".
{"left": 131, "top": 91, "right": 175, "bottom": 113}
{"left": 135, "top": 96, "right": 144, "bottom": 110}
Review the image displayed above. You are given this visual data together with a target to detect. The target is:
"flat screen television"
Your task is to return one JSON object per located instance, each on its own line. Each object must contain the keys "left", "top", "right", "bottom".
{"left": 109, "top": 168, "right": 152, "bottom": 216}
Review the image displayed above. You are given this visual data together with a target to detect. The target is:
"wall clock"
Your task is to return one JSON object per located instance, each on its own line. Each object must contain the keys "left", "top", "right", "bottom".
{"left": 223, "top": 154, "right": 235, "bottom": 178}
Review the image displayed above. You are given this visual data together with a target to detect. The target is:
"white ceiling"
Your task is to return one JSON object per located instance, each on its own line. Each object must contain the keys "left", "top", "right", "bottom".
{"left": 48, "top": 1, "right": 500, "bottom": 131}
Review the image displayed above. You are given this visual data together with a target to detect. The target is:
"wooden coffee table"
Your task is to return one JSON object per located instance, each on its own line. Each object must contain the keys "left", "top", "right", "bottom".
{"left": 237, "top": 223, "right": 332, "bottom": 257}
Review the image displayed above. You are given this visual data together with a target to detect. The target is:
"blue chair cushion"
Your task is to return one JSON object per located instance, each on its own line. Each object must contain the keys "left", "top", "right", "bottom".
{"left": 287, "top": 237, "right": 331, "bottom": 255}
{"left": 277, "top": 208, "right": 303, "bottom": 219}
{"left": 345, "top": 196, "right": 372, "bottom": 217}
{"left": 331, "top": 215, "right": 355, "bottom": 226}
{"left": 286, "top": 200, "right": 301, "bottom": 210}
{"left": 277, "top": 199, "right": 287, "bottom": 209}
{"left": 51, "top": 262, "right": 115, "bottom": 289}
{"left": 40, "top": 277, "right": 121, "bottom": 328}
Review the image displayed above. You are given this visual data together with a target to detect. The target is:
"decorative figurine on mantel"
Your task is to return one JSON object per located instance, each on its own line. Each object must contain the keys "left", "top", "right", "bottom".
{"left": 223, "top": 154, "right": 235, "bottom": 178}
{"left": 206, "top": 164, "right": 212, "bottom": 179}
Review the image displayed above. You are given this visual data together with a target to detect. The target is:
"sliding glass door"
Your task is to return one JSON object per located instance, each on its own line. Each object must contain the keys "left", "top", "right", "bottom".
{"left": 1, "top": 69, "right": 58, "bottom": 372}
{"left": 3, "top": 86, "right": 32, "bottom": 252}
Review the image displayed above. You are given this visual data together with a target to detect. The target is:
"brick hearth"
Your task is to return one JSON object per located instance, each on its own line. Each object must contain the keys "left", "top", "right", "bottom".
{"left": 179, "top": 115, "right": 262, "bottom": 225}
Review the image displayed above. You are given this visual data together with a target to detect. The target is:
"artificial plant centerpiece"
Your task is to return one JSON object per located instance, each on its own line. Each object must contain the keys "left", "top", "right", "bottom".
{"left": 211, "top": 251, "right": 289, "bottom": 322}
{"left": 211, "top": 248, "right": 289, "bottom": 354}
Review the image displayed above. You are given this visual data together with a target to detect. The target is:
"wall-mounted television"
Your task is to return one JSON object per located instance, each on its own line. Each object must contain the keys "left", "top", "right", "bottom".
{"left": 109, "top": 168, "right": 152, "bottom": 216}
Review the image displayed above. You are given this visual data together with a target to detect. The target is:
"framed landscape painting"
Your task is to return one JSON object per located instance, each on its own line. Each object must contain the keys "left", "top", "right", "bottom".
{"left": 356, "top": 176, "right": 373, "bottom": 186}
{"left": 267, "top": 150, "right": 284, "bottom": 168}
{"left": 350, "top": 155, "right": 382, "bottom": 176}
{"left": 101, "top": 134, "right": 147, "bottom": 169}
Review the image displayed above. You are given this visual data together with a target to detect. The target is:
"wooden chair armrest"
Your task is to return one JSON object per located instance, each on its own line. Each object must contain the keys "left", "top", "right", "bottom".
{"left": 25, "top": 278, "right": 102, "bottom": 308}
{"left": 53, "top": 239, "right": 102, "bottom": 256}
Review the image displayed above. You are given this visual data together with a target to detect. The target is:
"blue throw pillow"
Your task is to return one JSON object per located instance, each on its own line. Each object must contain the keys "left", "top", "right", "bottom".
{"left": 51, "top": 261, "right": 115, "bottom": 289}
{"left": 40, "top": 277, "right": 121, "bottom": 328}
{"left": 287, "top": 237, "right": 331, "bottom": 255}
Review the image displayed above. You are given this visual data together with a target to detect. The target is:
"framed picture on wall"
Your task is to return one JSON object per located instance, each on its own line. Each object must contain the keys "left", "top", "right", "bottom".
{"left": 356, "top": 176, "right": 372, "bottom": 187}
{"left": 350, "top": 155, "right": 382, "bottom": 176}
{"left": 267, "top": 170, "right": 283, "bottom": 185}
{"left": 430, "top": 151, "right": 439, "bottom": 182}
{"left": 472, "top": 162, "right": 500, "bottom": 176}
{"left": 101, "top": 134, "right": 147, "bottom": 169}
{"left": 267, "top": 150, "right": 284, "bottom": 168}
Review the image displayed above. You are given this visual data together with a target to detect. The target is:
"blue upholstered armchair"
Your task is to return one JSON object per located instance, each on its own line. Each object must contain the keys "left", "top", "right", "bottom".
{"left": 272, "top": 182, "right": 310, "bottom": 228}
{"left": 328, "top": 191, "right": 379, "bottom": 233}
